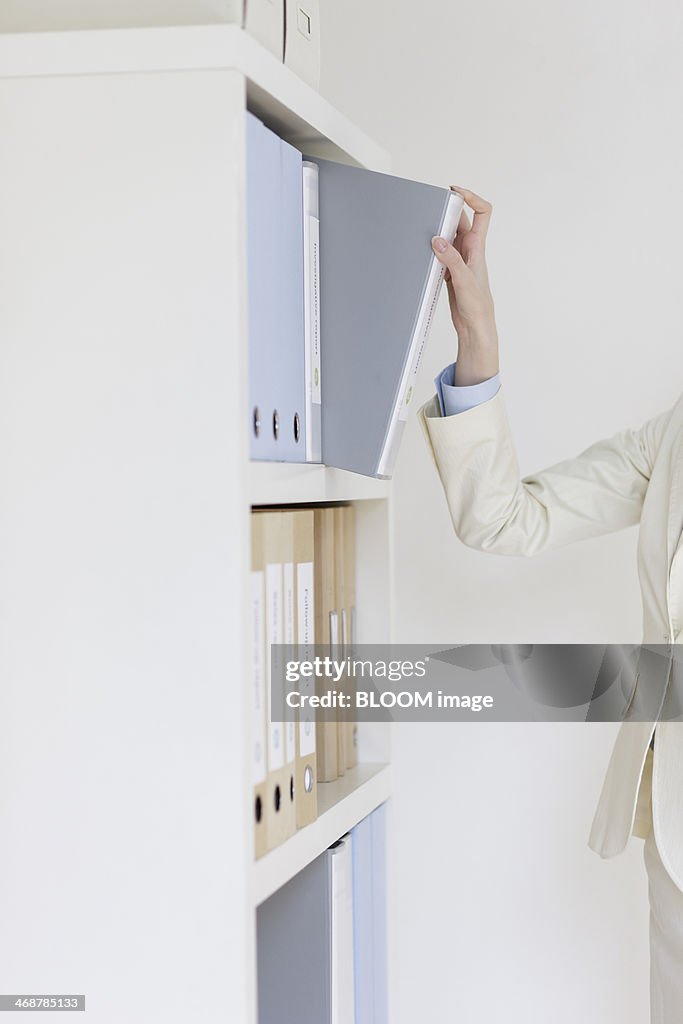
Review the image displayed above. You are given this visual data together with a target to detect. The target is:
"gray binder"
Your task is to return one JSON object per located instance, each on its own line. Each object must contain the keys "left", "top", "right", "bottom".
{"left": 309, "top": 157, "right": 463, "bottom": 478}
{"left": 257, "top": 837, "right": 354, "bottom": 1024}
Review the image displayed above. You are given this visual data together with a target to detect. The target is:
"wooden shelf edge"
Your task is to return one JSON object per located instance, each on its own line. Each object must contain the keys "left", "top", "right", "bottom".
{"left": 252, "top": 762, "right": 391, "bottom": 906}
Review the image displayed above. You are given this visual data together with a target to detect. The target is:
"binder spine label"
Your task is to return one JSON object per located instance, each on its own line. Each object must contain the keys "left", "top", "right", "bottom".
{"left": 303, "top": 215, "right": 322, "bottom": 409}
{"left": 303, "top": 162, "right": 321, "bottom": 465}
{"left": 284, "top": 561, "right": 296, "bottom": 764}
{"left": 266, "top": 562, "right": 284, "bottom": 771}
{"left": 297, "top": 561, "right": 316, "bottom": 757}
{"left": 251, "top": 570, "right": 266, "bottom": 786}
{"left": 397, "top": 263, "right": 444, "bottom": 423}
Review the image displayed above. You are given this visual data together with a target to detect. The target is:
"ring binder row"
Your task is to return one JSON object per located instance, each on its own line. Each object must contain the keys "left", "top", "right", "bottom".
{"left": 257, "top": 805, "right": 388, "bottom": 1024}
{"left": 251, "top": 504, "right": 358, "bottom": 858}
{"left": 245, "top": 110, "right": 462, "bottom": 479}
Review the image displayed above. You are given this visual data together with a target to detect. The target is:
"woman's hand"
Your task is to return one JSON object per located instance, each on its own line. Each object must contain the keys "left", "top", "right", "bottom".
{"left": 431, "top": 187, "right": 499, "bottom": 387}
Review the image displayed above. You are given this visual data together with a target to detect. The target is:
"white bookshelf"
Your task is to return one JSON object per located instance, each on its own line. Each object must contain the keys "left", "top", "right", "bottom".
{"left": 253, "top": 763, "right": 392, "bottom": 907}
{"left": 0, "top": 24, "right": 393, "bottom": 1024}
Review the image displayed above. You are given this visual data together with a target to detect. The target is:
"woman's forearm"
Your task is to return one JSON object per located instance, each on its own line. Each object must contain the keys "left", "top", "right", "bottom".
{"left": 454, "top": 323, "right": 500, "bottom": 386}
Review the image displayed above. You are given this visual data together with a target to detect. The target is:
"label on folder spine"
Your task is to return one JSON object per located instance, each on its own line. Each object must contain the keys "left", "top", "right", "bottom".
{"left": 307, "top": 216, "right": 321, "bottom": 406}
{"left": 297, "top": 561, "right": 316, "bottom": 757}
{"left": 284, "top": 561, "right": 296, "bottom": 764}
{"left": 397, "top": 262, "right": 446, "bottom": 422}
{"left": 266, "top": 562, "right": 284, "bottom": 772}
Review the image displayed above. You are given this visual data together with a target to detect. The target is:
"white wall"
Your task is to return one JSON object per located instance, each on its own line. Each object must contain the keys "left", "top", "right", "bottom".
{"left": 320, "top": 1, "right": 683, "bottom": 1020}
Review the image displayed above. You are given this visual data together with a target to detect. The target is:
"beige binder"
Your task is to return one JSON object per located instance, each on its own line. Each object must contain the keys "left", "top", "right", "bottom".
{"left": 245, "top": 0, "right": 285, "bottom": 59}
{"left": 342, "top": 505, "right": 359, "bottom": 769}
{"left": 280, "top": 511, "right": 298, "bottom": 834}
{"left": 314, "top": 507, "right": 339, "bottom": 782}
{"left": 333, "top": 507, "right": 348, "bottom": 776}
{"left": 283, "top": 0, "right": 321, "bottom": 88}
{"left": 250, "top": 512, "right": 268, "bottom": 859}
{"left": 260, "top": 510, "right": 296, "bottom": 850}
{"left": 292, "top": 509, "right": 318, "bottom": 827}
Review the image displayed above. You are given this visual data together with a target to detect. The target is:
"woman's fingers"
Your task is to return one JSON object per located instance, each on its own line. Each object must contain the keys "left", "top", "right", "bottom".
{"left": 450, "top": 186, "right": 492, "bottom": 242}
{"left": 431, "top": 236, "right": 468, "bottom": 284}
{"left": 456, "top": 207, "right": 471, "bottom": 236}
{"left": 454, "top": 208, "right": 471, "bottom": 257}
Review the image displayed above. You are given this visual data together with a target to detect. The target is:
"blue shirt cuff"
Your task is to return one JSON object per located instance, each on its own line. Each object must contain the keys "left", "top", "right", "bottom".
{"left": 434, "top": 362, "right": 501, "bottom": 416}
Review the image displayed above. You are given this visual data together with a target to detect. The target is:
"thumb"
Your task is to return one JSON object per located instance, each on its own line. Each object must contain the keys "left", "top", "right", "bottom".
{"left": 431, "top": 236, "right": 467, "bottom": 282}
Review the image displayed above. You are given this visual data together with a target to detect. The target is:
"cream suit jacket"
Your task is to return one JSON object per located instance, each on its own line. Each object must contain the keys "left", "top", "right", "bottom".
{"left": 420, "top": 387, "right": 683, "bottom": 889}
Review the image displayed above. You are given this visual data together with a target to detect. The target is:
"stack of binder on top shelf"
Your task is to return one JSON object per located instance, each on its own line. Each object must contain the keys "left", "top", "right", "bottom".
{"left": 245, "top": 108, "right": 463, "bottom": 477}
{"left": 251, "top": 508, "right": 318, "bottom": 859}
{"left": 257, "top": 804, "right": 388, "bottom": 1024}
{"left": 246, "top": 112, "right": 309, "bottom": 464}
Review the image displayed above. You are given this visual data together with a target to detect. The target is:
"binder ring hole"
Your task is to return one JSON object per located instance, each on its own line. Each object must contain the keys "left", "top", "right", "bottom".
{"left": 304, "top": 765, "right": 313, "bottom": 793}
{"left": 274, "top": 784, "right": 281, "bottom": 812}
{"left": 252, "top": 406, "right": 260, "bottom": 438}
{"left": 272, "top": 409, "right": 279, "bottom": 439}
{"left": 293, "top": 412, "right": 300, "bottom": 442}
{"left": 254, "top": 794, "right": 262, "bottom": 823}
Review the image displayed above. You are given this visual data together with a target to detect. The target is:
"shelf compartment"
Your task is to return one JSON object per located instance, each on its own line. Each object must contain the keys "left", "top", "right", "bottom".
{"left": 252, "top": 762, "right": 391, "bottom": 906}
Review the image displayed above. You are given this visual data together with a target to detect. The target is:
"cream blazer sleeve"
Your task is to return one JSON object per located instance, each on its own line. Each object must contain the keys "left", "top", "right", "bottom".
{"left": 419, "top": 389, "right": 674, "bottom": 557}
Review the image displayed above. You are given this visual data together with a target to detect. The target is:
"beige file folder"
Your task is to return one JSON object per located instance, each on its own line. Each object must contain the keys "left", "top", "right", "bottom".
{"left": 245, "top": 0, "right": 285, "bottom": 59}
{"left": 292, "top": 509, "right": 318, "bottom": 827}
{"left": 283, "top": 0, "right": 321, "bottom": 88}
{"left": 333, "top": 507, "right": 348, "bottom": 776}
{"left": 342, "top": 505, "right": 359, "bottom": 769}
{"left": 259, "top": 510, "right": 296, "bottom": 850}
{"left": 314, "top": 507, "right": 339, "bottom": 782}
{"left": 250, "top": 512, "right": 268, "bottom": 859}
{"left": 280, "top": 511, "right": 298, "bottom": 835}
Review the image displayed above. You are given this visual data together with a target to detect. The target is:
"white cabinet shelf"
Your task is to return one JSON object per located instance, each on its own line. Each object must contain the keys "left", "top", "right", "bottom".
{"left": 249, "top": 461, "right": 392, "bottom": 506}
{"left": 253, "top": 763, "right": 392, "bottom": 907}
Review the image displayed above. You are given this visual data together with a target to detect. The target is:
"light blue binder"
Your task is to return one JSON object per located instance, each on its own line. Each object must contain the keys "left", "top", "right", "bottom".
{"left": 352, "top": 802, "right": 389, "bottom": 1024}
{"left": 246, "top": 112, "right": 306, "bottom": 462}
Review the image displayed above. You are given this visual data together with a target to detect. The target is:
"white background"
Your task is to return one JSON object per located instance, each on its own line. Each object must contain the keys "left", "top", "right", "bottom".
{"left": 320, "top": 2, "right": 683, "bottom": 1020}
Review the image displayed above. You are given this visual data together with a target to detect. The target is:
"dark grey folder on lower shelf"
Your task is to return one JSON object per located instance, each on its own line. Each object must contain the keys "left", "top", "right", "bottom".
{"left": 258, "top": 852, "right": 330, "bottom": 1024}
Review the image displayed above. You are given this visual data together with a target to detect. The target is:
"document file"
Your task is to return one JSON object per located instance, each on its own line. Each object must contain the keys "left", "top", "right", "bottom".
{"left": 293, "top": 509, "right": 318, "bottom": 827}
{"left": 250, "top": 512, "right": 268, "bottom": 859}
{"left": 309, "top": 156, "right": 464, "bottom": 477}
{"left": 246, "top": 112, "right": 306, "bottom": 463}
{"left": 257, "top": 835, "right": 355, "bottom": 1024}
{"left": 352, "top": 804, "right": 388, "bottom": 1024}
{"left": 314, "top": 507, "right": 339, "bottom": 781}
